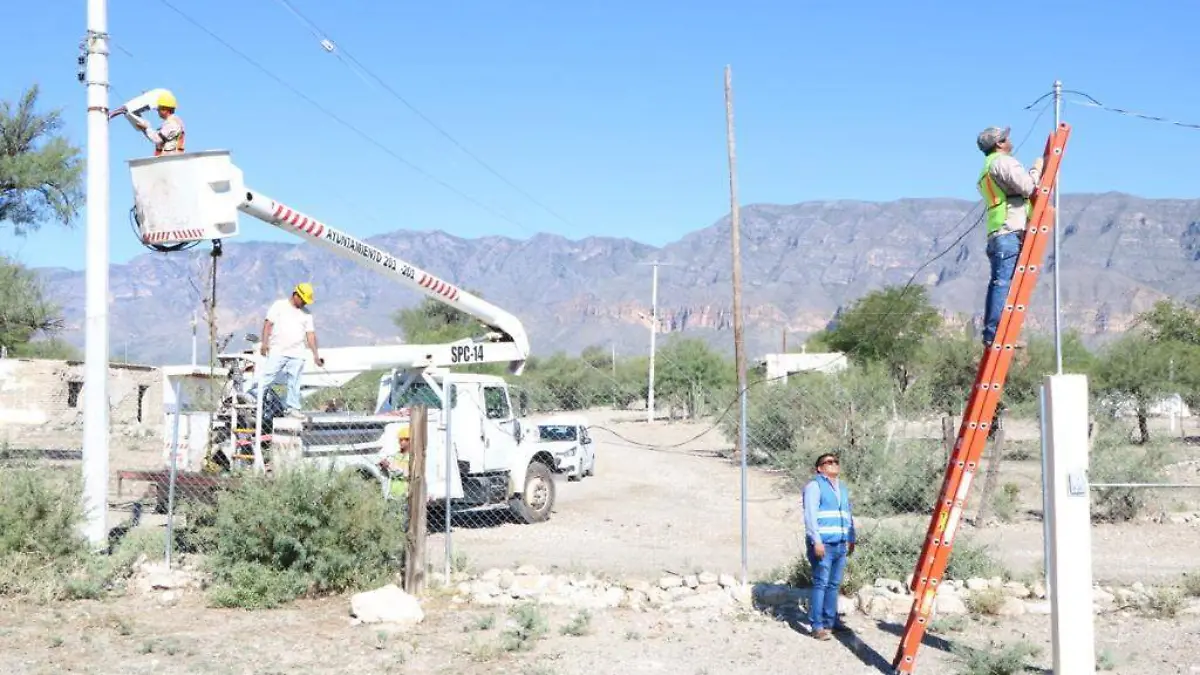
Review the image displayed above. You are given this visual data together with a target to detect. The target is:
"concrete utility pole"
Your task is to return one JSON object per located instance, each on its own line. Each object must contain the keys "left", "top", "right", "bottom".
{"left": 82, "top": 0, "right": 112, "bottom": 550}
{"left": 1052, "top": 79, "right": 1064, "bottom": 374}
{"left": 724, "top": 65, "right": 749, "bottom": 585}
{"left": 639, "top": 260, "right": 669, "bottom": 423}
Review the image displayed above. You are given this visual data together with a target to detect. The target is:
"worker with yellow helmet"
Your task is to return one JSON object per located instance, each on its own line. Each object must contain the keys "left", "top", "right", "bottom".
{"left": 380, "top": 424, "right": 412, "bottom": 500}
{"left": 122, "top": 89, "right": 186, "bottom": 156}
{"left": 245, "top": 283, "right": 325, "bottom": 417}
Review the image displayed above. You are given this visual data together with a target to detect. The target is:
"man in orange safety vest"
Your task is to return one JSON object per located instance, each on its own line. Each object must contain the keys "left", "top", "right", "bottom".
{"left": 123, "top": 90, "right": 186, "bottom": 156}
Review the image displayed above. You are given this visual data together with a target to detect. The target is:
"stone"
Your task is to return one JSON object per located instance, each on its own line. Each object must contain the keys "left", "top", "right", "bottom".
{"left": 659, "top": 575, "right": 684, "bottom": 590}
{"left": 516, "top": 565, "right": 540, "bottom": 576}
{"left": 470, "top": 580, "right": 501, "bottom": 596}
{"left": 696, "top": 583, "right": 721, "bottom": 594}
{"left": 837, "top": 595, "right": 856, "bottom": 616}
{"left": 698, "top": 572, "right": 719, "bottom": 585}
{"left": 1024, "top": 600, "right": 1052, "bottom": 615}
{"left": 674, "top": 590, "right": 732, "bottom": 610}
{"left": 480, "top": 568, "right": 502, "bottom": 581}
{"left": 889, "top": 593, "right": 914, "bottom": 615}
{"left": 683, "top": 574, "right": 700, "bottom": 589}
{"left": 1093, "top": 588, "right": 1115, "bottom": 605}
{"left": 625, "top": 579, "right": 651, "bottom": 594}
{"left": 1031, "top": 581, "right": 1047, "bottom": 599}
{"left": 350, "top": 584, "right": 424, "bottom": 626}
{"left": 965, "top": 578, "right": 989, "bottom": 591}
{"left": 509, "top": 575, "right": 551, "bottom": 598}
{"left": 1003, "top": 582, "right": 1030, "bottom": 599}
{"left": 988, "top": 576, "right": 1004, "bottom": 589}
{"left": 934, "top": 594, "right": 967, "bottom": 615}
{"left": 627, "top": 590, "right": 649, "bottom": 607}
{"left": 667, "top": 586, "right": 694, "bottom": 600}
{"left": 498, "top": 570, "right": 515, "bottom": 590}
{"left": 718, "top": 574, "right": 738, "bottom": 588}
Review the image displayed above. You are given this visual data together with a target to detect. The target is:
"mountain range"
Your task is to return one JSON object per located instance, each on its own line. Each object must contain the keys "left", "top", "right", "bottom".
{"left": 34, "top": 192, "right": 1200, "bottom": 366}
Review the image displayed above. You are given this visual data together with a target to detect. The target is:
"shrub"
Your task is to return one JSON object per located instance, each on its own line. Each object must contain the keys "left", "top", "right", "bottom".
{"left": 1089, "top": 420, "right": 1171, "bottom": 522}
{"left": 0, "top": 465, "right": 158, "bottom": 600}
{"left": 193, "top": 467, "right": 407, "bottom": 609}
{"left": 786, "top": 525, "right": 1005, "bottom": 595}
{"left": 952, "top": 640, "right": 1042, "bottom": 675}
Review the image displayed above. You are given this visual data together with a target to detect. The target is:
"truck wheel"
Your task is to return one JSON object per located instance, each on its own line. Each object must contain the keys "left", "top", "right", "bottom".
{"left": 510, "top": 461, "right": 555, "bottom": 524}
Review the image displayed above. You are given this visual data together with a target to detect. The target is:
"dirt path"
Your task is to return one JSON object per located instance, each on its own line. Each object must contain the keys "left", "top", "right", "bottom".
{"left": 426, "top": 410, "right": 804, "bottom": 580}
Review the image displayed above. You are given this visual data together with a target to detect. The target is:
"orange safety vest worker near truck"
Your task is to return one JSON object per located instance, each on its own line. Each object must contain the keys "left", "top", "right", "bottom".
{"left": 975, "top": 126, "right": 1044, "bottom": 348}
{"left": 123, "top": 90, "right": 186, "bottom": 156}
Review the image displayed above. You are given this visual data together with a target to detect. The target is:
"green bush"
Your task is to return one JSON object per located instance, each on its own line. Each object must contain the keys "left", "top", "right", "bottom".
{"left": 1088, "top": 419, "right": 1171, "bottom": 522}
{"left": 785, "top": 524, "right": 1005, "bottom": 595}
{"left": 0, "top": 464, "right": 160, "bottom": 601}
{"left": 192, "top": 467, "right": 407, "bottom": 609}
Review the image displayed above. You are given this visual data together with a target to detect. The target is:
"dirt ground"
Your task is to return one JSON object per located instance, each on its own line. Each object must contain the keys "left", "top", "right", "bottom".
{"left": 0, "top": 591, "right": 1196, "bottom": 675}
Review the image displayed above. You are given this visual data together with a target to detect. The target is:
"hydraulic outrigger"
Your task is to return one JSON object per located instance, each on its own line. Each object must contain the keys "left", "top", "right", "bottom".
{"left": 892, "top": 122, "right": 1072, "bottom": 673}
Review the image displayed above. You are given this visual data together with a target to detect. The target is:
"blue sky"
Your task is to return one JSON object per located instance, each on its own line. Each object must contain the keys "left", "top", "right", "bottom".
{"left": 2, "top": 0, "right": 1198, "bottom": 271}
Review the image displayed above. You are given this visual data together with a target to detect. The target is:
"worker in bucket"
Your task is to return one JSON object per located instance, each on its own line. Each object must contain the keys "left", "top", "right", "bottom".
{"left": 975, "top": 126, "right": 1043, "bottom": 349}
{"left": 246, "top": 283, "right": 325, "bottom": 417}
{"left": 121, "top": 89, "right": 186, "bottom": 156}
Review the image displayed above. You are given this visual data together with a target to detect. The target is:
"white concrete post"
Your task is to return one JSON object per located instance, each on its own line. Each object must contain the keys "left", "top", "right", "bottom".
{"left": 1043, "top": 374, "right": 1096, "bottom": 675}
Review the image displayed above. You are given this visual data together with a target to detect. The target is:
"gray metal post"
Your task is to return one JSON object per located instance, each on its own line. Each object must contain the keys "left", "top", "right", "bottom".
{"left": 1052, "top": 79, "right": 1063, "bottom": 374}
{"left": 739, "top": 386, "right": 749, "bottom": 585}
{"left": 1038, "top": 384, "right": 1051, "bottom": 593}
{"left": 165, "top": 379, "right": 183, "bottom": 567}
{"left": 444, "top": 384, "right": 454, "bottom": 581}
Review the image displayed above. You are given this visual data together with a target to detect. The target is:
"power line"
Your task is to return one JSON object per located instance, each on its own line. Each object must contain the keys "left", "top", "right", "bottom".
{"left": 153, "top": 0, "right": 529, "bottom": 230}
{"left": 265, "top": 0, "right": 579, "bottom": 229}
{"left": 1063, "top": 90, "right": 1200, "bottom": 131}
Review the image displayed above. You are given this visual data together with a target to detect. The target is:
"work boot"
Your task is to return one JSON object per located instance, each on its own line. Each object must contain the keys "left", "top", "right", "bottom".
{"left": 812, "top": 628, "right": 832, "bottom": 641}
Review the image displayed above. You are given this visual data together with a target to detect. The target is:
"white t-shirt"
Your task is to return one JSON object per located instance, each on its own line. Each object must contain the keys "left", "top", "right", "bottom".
{"left": 265, "top": 298, "right": 314, "bottom": 358}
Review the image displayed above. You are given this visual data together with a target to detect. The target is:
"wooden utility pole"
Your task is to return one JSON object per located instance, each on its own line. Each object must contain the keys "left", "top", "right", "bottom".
{"left": 404, "top": 406, "right": 429, "bottom": 594}
{"left": 725, "top": 65, "right": 748, "bottom": 458}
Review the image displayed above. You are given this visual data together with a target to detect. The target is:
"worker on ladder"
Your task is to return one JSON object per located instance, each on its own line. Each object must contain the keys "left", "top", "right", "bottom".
{"left": 123, "top": 90, "right": 186, "bottom": 156}
{"left": 976, "top": 126, "right": 1044, "bottom": 348}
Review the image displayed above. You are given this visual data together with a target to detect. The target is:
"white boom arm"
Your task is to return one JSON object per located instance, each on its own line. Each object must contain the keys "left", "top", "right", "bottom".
{"left": 127, "top": 150, "right": 530, "bottom": 374}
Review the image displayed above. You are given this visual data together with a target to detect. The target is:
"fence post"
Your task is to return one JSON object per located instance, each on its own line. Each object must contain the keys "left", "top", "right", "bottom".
{"left": 404, "top": 406, "right": 428, "bottom": 594}
{"left": 975, "top": 427, "right": 1006, "bottom": 525}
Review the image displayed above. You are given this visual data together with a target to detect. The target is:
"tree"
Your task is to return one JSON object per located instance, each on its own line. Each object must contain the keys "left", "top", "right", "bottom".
{"left": 824, "top": 285, "right": 943, "bottom": 390}
{"left": 1, "top": 84, "right": 84, "bottom": 234}
{"left": 654, "top": 336, "right": 735, "bottom": 419}
{"left": 0, "top": 255, "right": 70, "bottom": 356}
{"left": 1136, "top": 299, "right": 1200, "bottom": 346}
{"left": 393, "top": 294, "right": 482, "bottom": 344}
{"left": 1093, "top": 334, "right": 1190, "bottom": 444}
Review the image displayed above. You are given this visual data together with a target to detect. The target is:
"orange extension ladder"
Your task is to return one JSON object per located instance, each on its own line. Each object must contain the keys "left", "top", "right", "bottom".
{"left": 891, "top": 122, "right": 1072, "bottom": 674}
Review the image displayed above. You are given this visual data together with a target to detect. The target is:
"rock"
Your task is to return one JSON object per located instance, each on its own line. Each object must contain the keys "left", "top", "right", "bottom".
{"left": 1131, "top": 582, "right": 1146, "bottom": 593}
{"left": 480, "top": 568, "right": 502, "bottom": 582}
{"left": 667, "top": 586, "right": 694, "bottom": 600}
{"left": 350, "top": 584, "right": 424, "bottom": 626}
{"left": 516, "top": 565, "right": 540, "bottom": 576}
{"left": 875, "top": 578, "right": 905, "bottom": 594}
{"left": 659, "top": 575, "right": 684, "bottom": 590}
{"left": 509, "top": 575, "right": 551, "bottom": 598}
{"left": 730, "top": 584, "right": 753, "bottom": 606}
{"left": 136, "top": 562, "right": 199, "bottom": 594}
{"left": 470, "top": 580, "right": 500, "bottom": 596}
{"left": 675, "top": 590, "right": 733, "bottom": 610}
{"left": 683, "top": 574, "right": 700, "bottom": 589}
{"left": 627, "top": 590, "right": 649, "bottom": 607}
{"left": 889, "top": 593, "right": 914, "bottom": 615}
{"left": 718, "top": 574, "right": 738, "bottom": 589}
{"left": 996, "top": 596, "right": 1026, "bottom": 616}
{"left": 696, "top": 583, "right": 721, "bottom": 594}
{"left": 698, "top": 572, "right": 719, "bottom": 586}
{"left": 988, "top": 576, "right": 1004, "bottom": 589}
{"left": 1003, "top": 582, "right": 1030, "bottom": 599}
{"left": 1031, "top": 581, "right": 1046, "bottom": 599}
{"left": 157, "top": 590, "right": 180, "bottom": 607}
{"left": 1093, "top": 588, "right": 1115, "bottom": 605}
{"left": 837, "top": 595, "right": 856, "bottom": 616}
{"left": 625, "top": 579, "right": 651, "bottom": 594}
{"left": 965, "top": 578, "right": 989, "bottom": 591}
{"left": 935, "top": 594, "right": 967, "bottom": 615}
{"left": 1182, "top": 599, "right": 1200, "bottom": 615}
{"left": 498, "top": 570, "right": 515, "bottom": 590}
{"left": 1024, "top": 600, "right": 1052, "bottom": 615}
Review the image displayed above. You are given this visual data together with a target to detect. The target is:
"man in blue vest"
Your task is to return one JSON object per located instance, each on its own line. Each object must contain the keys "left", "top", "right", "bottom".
{"left": 976, "top": 126, "right": 1044, "bottom": 348}
{"left": 802, "top": 451, "right": 857, "bottom": 640}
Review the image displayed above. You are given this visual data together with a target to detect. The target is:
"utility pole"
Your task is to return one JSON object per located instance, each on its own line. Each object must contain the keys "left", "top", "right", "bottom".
{"left": 639, "top": 260, "right": 669, "bottom": 423}
{"left": 190, "top": 311, "right": 198, "bottom": 366}
{"left": 1052, "top": 79, "right": 1063, "bottom": 374}
{"left": 81, "top": 0, "right": 112, "bottom": 550}
{"left": 724, "top": 65, "right": 749, "bottom": 586}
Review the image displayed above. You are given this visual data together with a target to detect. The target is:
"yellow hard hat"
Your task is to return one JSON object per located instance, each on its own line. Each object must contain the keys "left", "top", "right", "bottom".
{"left": 156, "top": 90, "right": 177, "bottom": 109}
{"left": 294, "top": 282, "right": 314, "bottom": 304}
{"left": 398, "top": 425, "right": 410, "bottom": 440}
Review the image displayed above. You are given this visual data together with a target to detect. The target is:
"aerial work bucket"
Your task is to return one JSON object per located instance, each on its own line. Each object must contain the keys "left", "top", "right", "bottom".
{"left": 128, "top": 150, "right": 245, "bottom": 246}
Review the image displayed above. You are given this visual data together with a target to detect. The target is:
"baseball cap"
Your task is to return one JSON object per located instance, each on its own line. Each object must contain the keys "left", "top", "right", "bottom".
{"left": 976, "top": 126, "right": 1011, "bottom": 153}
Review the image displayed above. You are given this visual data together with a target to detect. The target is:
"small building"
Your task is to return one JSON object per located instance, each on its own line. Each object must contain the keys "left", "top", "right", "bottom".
{"left": 756, "top": 349, "right": 849, "bottom": 384}
{"left": 0, "top": 358, "right": 162, "bottom": 430}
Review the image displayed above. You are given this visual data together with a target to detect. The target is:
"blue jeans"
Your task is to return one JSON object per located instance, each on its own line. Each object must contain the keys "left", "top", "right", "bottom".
{"left": 983, "top": 232, "right": 1023, "bottom": 345}
{"left": 246, "top": 354, "right": 305, "bottom": 411}
{"left": 807, "top": 539, "right": 848, "bottom": 631}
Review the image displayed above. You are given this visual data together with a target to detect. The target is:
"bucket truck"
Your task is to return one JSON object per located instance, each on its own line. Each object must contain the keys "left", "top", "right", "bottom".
{"left": 122, "top": 148, "right": 558, "bottom": 525}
